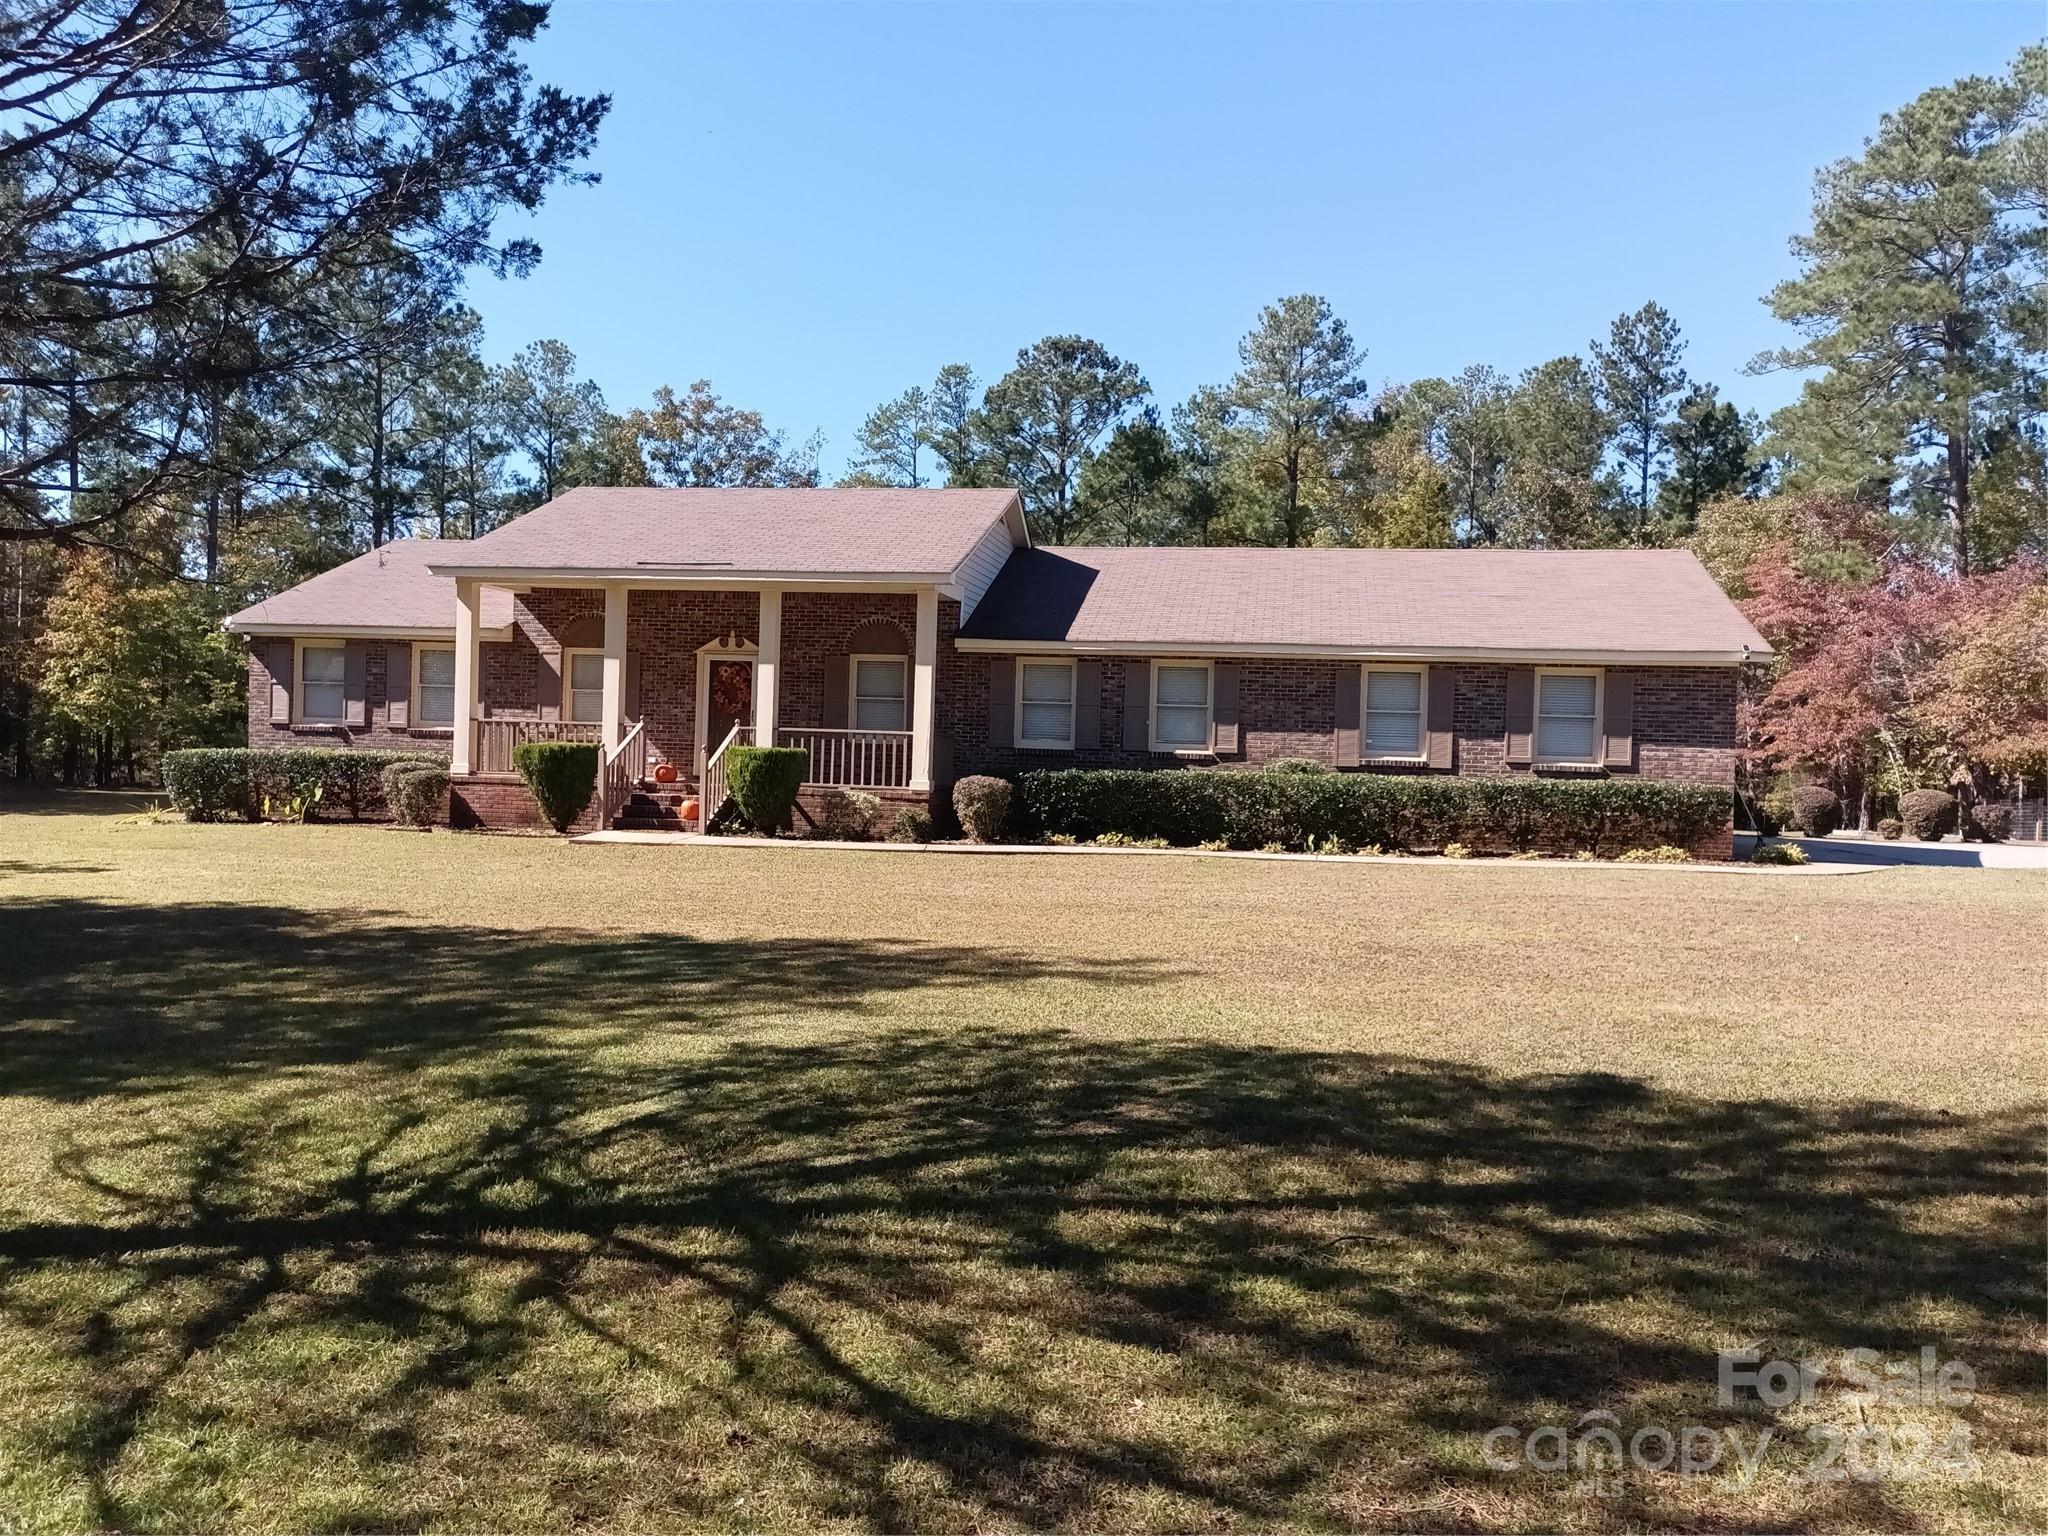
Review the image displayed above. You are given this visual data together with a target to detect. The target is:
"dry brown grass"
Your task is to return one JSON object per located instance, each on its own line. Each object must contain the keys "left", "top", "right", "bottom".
{"left": 0, "top": 808, "right": 2042, "bottom": 1532}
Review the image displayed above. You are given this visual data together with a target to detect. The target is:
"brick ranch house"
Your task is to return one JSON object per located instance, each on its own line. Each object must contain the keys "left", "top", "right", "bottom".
{"left": 225, "top": 486, "right": 1770, "bottom": 844}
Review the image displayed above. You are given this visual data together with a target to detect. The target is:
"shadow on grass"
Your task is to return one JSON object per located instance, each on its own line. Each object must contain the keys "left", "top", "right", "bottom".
{"left": 0, "top": 898, "right": 2039, "bottom": 1531}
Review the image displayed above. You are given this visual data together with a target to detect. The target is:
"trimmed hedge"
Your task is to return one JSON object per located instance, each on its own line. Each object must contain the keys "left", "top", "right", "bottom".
{"left": 725, "top": 745, "right": 808, "bottom": 833}
{"left": 380, "top": 761, "right": 449, "bottom": 830}
{"left": 1970, "top": 802, "right": 2012, "bottom": 843}
{"left": 513, "top": 741, "right": 599, "bottom": 833}
{"left": 1012, "top": 768, "right": 1732, "bottom": 857}
{"left": 1898, "top": 788, "right": 1957, "bottom": 842}
{"left": 163, "top": 747, "right": 441, "bottom": 823}
{"left": 952, "top": 775, "right": 1012, "bottom": 842}
{"left": 1783, "top": 785, "right": 1841, "bottom": 837}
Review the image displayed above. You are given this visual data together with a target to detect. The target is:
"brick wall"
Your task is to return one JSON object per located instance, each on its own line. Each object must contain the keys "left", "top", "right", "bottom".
{"left": 245, "top": 641, "right": 455, "bottom": 754}
{"left": 948, "top": 653, "right": 1738, "bottom": 789}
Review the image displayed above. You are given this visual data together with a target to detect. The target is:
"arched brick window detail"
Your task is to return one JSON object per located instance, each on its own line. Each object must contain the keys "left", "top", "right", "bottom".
{"left": 826, "top": 618, "right": 913, "bottom": 729}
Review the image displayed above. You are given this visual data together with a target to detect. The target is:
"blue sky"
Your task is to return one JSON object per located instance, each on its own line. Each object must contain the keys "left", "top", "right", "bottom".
{"left": 473, "top": 1, "right": 2041, "bottom": 476}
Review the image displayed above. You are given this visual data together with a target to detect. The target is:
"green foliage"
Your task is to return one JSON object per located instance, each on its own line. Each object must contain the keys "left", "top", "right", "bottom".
{"left": 1898, "top": 787, "right": 1958, "bottom": 841}
{"left": 381, "top": 761, "right": 450, "bottom": 830}
{"left": 1657, "top": 384, "right": 1761, "bottom": 530}
{"left": 1969, "top": 802, "right": 2012, "bottom": 843}
{"left": 1784, "top": 785, "right": 1842, "bottom": 837}
{"left": 1751, "top": 842, "right": 1811, "bottom": 865}
{"left": 1758, "top": 45, "right": 2045, "bottom": 572}
{"left": 813, "top": 790, "right": 883, "bottom": 841}
{"left": 1618, "top": 845, "right": 1693, "bottom": 863}
{"left": 1441, "top": 841, "right": 1473, "bottom": 859}
{"left": 1228, "top": 295, "right": 1368, "bottom": 547}
{"left": 163, "top": 748, "right": 441, "bottom": 822}
{"left": 1012, "top": 769, "right": 1732, "bottom": 859}
{"left": 512, "top": 741, "right": 600, "bottom": 833}
{"left": 887, "top": 805, "right": 935, "bottom": 844}
{"left": 263, "top": 783, "right": 324, "bottom": 823}
{"left": 1591, "top": 301, "right": 1689, "bottom": 532}
{"left": 1265, "top": 758, "right": 1330, "bottom": 775}
{"left": 952, "top": 776, "right": 1013, "bottom": 843}
{"left": 1878, "top": 817, "right": 1905, "bottom": 840}
{"left": 723, "top": 745, "right": 808, "bottom": 834}
{"left": 977, "top": 336, "right": 1150, "bottom": 543}
{"left": 162, "top": 749, "right": 260, "bottom": 822}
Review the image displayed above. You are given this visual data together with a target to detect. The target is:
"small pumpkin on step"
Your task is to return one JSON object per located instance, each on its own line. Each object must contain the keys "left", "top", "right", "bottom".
{"left": 653, "top": 760, "right": 678, "bottom": 784}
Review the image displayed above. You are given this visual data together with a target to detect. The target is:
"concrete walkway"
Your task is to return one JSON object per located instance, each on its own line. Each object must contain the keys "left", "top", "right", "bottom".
{"left": 1734, "top": 831, "right": 2048, "bottom": 869}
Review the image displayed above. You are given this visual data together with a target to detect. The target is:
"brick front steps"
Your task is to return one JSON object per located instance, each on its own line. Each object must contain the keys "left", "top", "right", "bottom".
{"left": 612, "top": 784, "right": 699, "bottom": 833}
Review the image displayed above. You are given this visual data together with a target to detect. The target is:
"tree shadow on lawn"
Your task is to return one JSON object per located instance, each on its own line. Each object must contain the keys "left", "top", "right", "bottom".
{"left": 0, "top": 898, "right": 2039, "bottom": 1532}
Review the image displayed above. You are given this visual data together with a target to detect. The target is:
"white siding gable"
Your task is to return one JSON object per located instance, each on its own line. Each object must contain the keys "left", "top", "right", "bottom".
{"left": 949, "top": 516, "right": 1018, "bottom": 623}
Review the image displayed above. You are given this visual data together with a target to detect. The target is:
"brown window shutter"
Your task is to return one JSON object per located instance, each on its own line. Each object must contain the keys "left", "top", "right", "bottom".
{"left": 536, "top": 647, "right": 561, "bottom": 720}
{"left": 987, "top": 655, "right": 1014, "bottom": 749}
{"left": 823, "top": 653, "right": 850, "bottom": 728}
{"left": 387, "top": 642, "right": 411, "bottom": 728}
{"left": 1425, "top": 665, "right": 1454, "bottom": 770}
{"left": 1122, "top": 660, "right": 1150, "bottom": 750}
{"left": 624, "top": 653, "right": 642, "bottom": 725}
{"left": 1073, "top": 658, "right": 1101, "bottom": 748}
{"left": 343, "top": 641, "right": 368, "bottom": 726}
{"left": 1211, "top": 661, "right": 1240, "bottom": 754}
{"left": 1601, "top": 672, "right": 1634, "bottom": 769}
{"left": 266, "top": 641, "right": 292, "bottom": 722}
{"left": 1504, "top": 666, "right": 1535, "bottom": 765}
{"left": 1334, "top": 664, "right": 1361, "bottom": 767}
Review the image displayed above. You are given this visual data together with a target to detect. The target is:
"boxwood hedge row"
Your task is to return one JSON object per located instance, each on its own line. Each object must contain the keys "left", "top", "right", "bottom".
{"left": 1012, "top": 767, "right": 1731, "bottom": 857}
{"left": 163, "top": 747, "right": 444, "bottom": 822}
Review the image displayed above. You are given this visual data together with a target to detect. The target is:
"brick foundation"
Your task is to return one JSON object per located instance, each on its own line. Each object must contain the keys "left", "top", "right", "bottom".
{"left": 449, "top": 772, "right": 601, "bottom": 834}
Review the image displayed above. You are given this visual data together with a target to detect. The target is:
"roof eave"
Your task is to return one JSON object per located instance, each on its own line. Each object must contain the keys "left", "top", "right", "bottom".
{"left": 951, "top": 637, "right": 1767, "bottom": 665}
{"left": 419, "top": 564, "right": 957, "bottom": 587}
{"left": 225, "top": 620, "right": 516, "bottom": 641}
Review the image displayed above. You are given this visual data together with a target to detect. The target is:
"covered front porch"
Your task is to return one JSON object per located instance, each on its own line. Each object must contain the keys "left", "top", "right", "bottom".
{"left": 445, "top": 579, "right": 940, "bottom": 831}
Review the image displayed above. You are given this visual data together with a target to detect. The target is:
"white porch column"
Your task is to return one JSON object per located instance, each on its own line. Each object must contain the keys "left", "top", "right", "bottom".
{"left": 451, "top": 578, "right": 481, "bottom": 775}
{"left": 909, "top": 586, "right": 938, "bottom": 792}
{"left": 600, "top": 581, "right": 628, "bottom": 754}
{"left": 754, "top": 586, "right": 781, "bottom": 744}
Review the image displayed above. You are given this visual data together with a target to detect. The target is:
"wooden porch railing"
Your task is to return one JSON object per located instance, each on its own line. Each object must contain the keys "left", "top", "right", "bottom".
{"left": 475, "top": 718, "right": 600, "bottom": 774}
{"left": 597, "top": 719, "right": 647, "bottom": 830}
{"left": 776, "top": 727, "right": 912, "bottom": 789}
{"left": 698, "top": 722, "right": 753, "bottom": 832}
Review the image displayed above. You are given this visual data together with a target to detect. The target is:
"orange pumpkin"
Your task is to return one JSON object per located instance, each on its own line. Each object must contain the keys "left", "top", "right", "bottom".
{"left": 679, "top": 797, "right": 701, "bottom": 822}
{"left": 653, "top": 761, "right": 678, "bottom": 784}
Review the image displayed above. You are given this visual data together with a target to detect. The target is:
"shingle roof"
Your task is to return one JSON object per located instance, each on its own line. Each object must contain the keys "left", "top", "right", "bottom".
{"left": 424, "top": 486, "right": 1022, "bottom": 578}
{"left": 957, "top": 546, "right": 1769, "bottom": 659}
{"left": 225, "top": 540, "right": 515, "bottom": 633}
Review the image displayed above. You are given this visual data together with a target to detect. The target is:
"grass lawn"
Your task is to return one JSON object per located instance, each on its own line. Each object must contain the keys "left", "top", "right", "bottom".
{"left": 0, "top": 802, "right": 2042, "bottom": 1533}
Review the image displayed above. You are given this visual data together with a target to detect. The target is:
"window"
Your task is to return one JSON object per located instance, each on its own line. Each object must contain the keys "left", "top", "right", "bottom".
{"left": 1535, "top": 669, "right": 1601, "bottom": 764}
{"left": 852, "top": 656, "right": 907, "bottom": 731}
{"left": 1151, "top": 662, "right": 1212, "bottom": 751}
{"left": 1016, "top": 659, "right": 1075, "bottom": 748}
{"left": 414, "top": 646, "right": 455, "bottom": 727}
{"left": 298, "top": 643, "right": 346, "bottom": 723}
{"left": 1363, "top": 666, "right": 1425, "bottom": 757}
{"left": 565, "top": 650, "right": 604, "bottom": 724}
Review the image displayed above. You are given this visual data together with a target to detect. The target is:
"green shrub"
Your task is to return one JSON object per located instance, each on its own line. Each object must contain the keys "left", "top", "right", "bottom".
{"left": 1898, "top": 788, "right": 1957, "bottom": 842}
{"left": 163, "top": 748, "right": 259, "bottom": 822}
{"left": 1618, "top": 845, "right": 1691, "bottom": 863}
{"left": 952, "top": 775, "right": 1012, "bottom": 842}
{"left": 513, "top": 740, "right": 600, "bottom": 833}
{"left": 1751, "top": 842, "right": 1810, "bottom": 866}
{"left": 813, "top": 789, "right": 882, "bottom": 841}
{"left": 163, "top": 747, "right": 440, "bottom": 823}
{"left": 722, "top": 745, "right": 808, "bottom": 834}
{"left": 262, "top": 782, "right": 323, "bottom": 822}
{"left": 1011, "top": 768, "right": 1730, "bottom": 859}
{"left": 381, "top": 761, "right": 448, "bottom": 830}
{"left": 1441, "top": 841, "right": 1473, "bottom": 859}
{"left": 887, "top": 805, "right": 934, "bottom": 844}
{"left": 1757, "top": 788, "right": 1792, "bottom": 835}
{"left": 1196, "top": 838, "right": 1230, "bottom": 853}
{"left": 1877, "top": 817, "right": 1904, "bottom": 841}
{"left": 1783, "top": 785, "right": 1841, "bottom": 837}
{"left": 1970, "top": 802, "right": 2012, "bottom": 843}
{"left": 1265, "top": 757, "right": 1330, "bottom": 775}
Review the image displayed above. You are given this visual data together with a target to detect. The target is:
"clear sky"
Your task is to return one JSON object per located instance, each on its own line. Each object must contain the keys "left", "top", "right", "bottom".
{"left": 471, "top": 1, "right": 2042, "bottom": 476}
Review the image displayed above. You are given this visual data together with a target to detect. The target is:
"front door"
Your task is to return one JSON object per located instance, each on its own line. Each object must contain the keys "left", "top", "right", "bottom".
{"left": 705, "top": 657, "right": 754, "bottom": 757}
